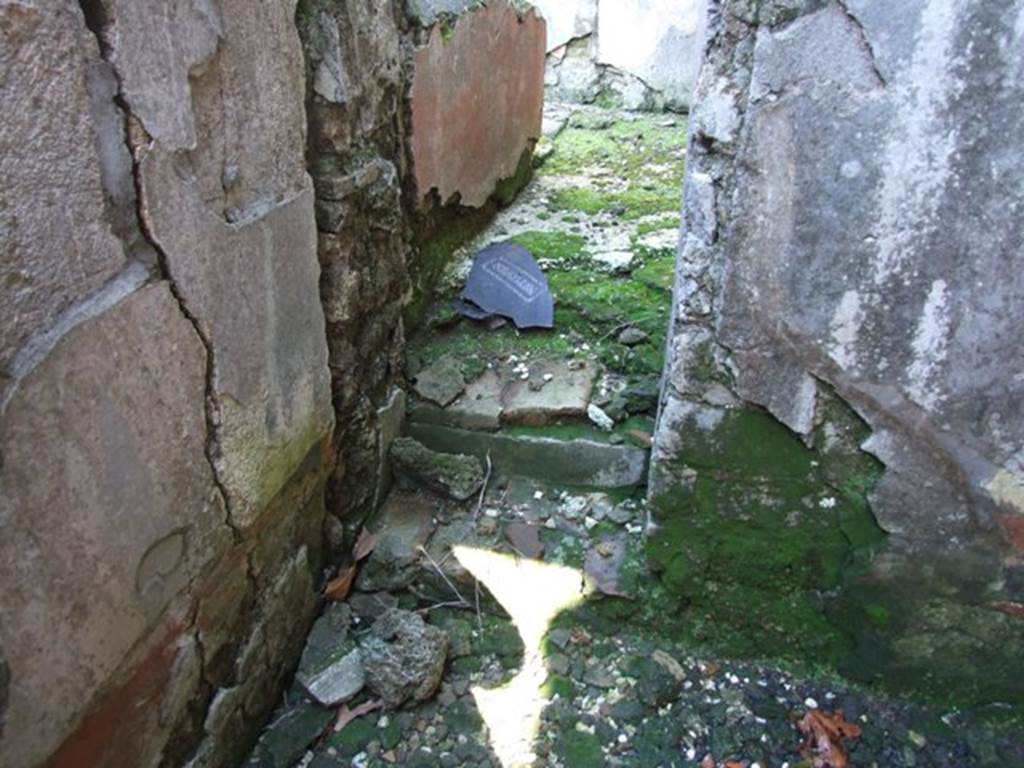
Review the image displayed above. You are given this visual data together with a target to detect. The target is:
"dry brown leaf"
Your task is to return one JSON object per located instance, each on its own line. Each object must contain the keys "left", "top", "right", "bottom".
{"left": 334, "top": 699, "right": 382, "bottom": 732}
{"left": 725, "top": 762, "right": 745, "bottom": 768}
{"left": 353, "top": 527, "right": 379, "bottom": 562}
{"left": 323, "top": 565, "right": 356, "bottom": 602}
{"left": 798, "top": 710, "right": 862, "bottom": 768}
{"left": 992, "top": 600, "right": 1024, "bottom": 618}
{"left": 570, "top": 627, "right": 592, "bottom": 645}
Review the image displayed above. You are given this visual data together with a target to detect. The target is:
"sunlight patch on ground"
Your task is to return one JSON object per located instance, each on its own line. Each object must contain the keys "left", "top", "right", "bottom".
{"left": 453, "top": 546, "right": 587, "bottom": 768}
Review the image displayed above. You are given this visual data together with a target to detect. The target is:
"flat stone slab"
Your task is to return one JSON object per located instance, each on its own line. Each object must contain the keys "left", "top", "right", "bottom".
{"left": 412, "top": 354, "right": 466, "bottom": 407}
{"left": 295, "top": 604, "right": 365, "bottom": 706}
{"left": 359, "top": 609, "right": 448, "bottom": 708}
{"left": 413, "top": 368, "right": 504, "bottom": 432}
{"left": 408, "top": 423, "right": 648, "bottom": 489}
{"left": 356, "top": 492, "right": 438, "bottom": 592}
{"left": 501, "top": 359, "right": 598, "bottom": 426}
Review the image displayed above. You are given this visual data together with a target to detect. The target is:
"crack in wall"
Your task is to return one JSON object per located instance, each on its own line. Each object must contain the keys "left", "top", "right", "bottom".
{"left": 834, "top": 0, "right": 888, "bottom": 86}
{"left": 76, "top": 1, "right": 244, "bottom": 549}
{"left": 75, "top": 3, "right": 259, "bottom": 695}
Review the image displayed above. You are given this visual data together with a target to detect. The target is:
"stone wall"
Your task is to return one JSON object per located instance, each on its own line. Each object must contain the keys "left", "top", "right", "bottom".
{"left": 0, "top": 1, "right": 545, "bottom": 766}
{"left": 297, "top": 0, "right": 546, "bottom": 533}
{"left": 297, "top": 0, "right": 412, "bottom": 549}
{"left": 533, "top": 0, "right": 708, "bottom": 111}
{"left": 650, "top": 0, "right": 1024, "bottom": 706}
{"left": 0, "top": 2, "right": 334, "bottom": 767}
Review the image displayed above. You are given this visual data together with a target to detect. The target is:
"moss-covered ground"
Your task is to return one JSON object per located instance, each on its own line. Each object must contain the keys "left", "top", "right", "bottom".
{"left": 406, "top": 106, "right": 685, "bottom": 387}
{"left": 250, "top": 472, "right": 1024, "bottom": 768}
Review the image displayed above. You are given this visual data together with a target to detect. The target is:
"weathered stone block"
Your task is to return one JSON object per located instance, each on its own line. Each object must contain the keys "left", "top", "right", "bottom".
{"left": 139, "top": 154, "right": 333, "bottom": 529}
{"left": 0, "top": 0, "right": 127, "bottom": 388}
{"left": 409, "top": 423, "right": 649, "bottom": 489}
{"left": 360, "top": 609, "right": 448, "bottom": 708}
{"left": 296, "top": 605, "right": 365, "bottom": 706}
{"left": 390, "top": 437, "right": 485, "bottom": 502}
{"left": 0, "top": 283, "right": 227, "bottom": 767}
{"left": 651, "top": 0, "right": 1024, "bottom": 705}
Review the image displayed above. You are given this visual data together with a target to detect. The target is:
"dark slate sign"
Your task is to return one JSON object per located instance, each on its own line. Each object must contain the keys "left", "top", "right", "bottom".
{"left": 459, "top": 242, "right": 554, "bottom": 329}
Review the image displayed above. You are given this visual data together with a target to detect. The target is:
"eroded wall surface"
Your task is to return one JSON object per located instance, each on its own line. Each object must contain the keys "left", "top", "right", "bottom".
{"left": 651, "top": 0, "right": 1024, "bottom": 705}
{"left": 533, "top": 0, "right": 707, "bottom": 111}
{"left": 297, "top": 0, "right": 411, "bottom": 544}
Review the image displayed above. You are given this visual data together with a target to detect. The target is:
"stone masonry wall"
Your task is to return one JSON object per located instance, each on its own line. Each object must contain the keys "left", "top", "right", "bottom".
{"left": 651, "top": 0, "right": 1024, "bottom": 705}
{"left": 0, "top": 1, "right": 546, "bottom": 765}
{"left": 297, "top": 0, "right": 412, "bottom": 548}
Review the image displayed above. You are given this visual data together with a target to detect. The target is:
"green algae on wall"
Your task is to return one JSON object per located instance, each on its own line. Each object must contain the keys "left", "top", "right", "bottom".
{"left": 647, "top": 396, "right": 886, "bottom": 666}
{"left": 648, "top": 390, "right": 1024, "bottom": 707}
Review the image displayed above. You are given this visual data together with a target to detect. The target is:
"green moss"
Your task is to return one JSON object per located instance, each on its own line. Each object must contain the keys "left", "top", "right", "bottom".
{"left": 451, "top": 654, "right": 484, "bottom": 675}
{"left": 390, "top": 436, "right": 483, "bottom": 497}
{"left": 510, "top": 230, "right": 589, "bottom": 264}
{"left": 554, "top": 730, "right": 604, "bottom": 766}
{"left": 444, "top": 699, "right": 484, "bottom": 733}
{"left": 325, "top": 717, "right": 378, "bottom": 757}
{"left": 593, "top": 87, "right": 624, "bottom": 110}
{"left": 542, "top": 674, "right": 575, "bottom": 701}
{"left": 830, "top": 550, "right": 1024, "bottom": 707}
{"left": 406, "top": 148, "right": 535, "bottom": 330}
{"left": 633, "top": 254, "right": 676, "bottom": 293}
{"left": 493, "top": 146, "right": 535, "bottom": 207}
{"left": 634, "top": 215, "right": 681, "bottom": 238}
{"left": 540, "top": 116, "right": 688, "bottom": 181}
{"left": 646, "top": 404, "right": 888, "bottom": 668}
{"left": 534, "top": 114, "right": 687, "bottom": 223}
{"left": 408, "top": 208, "right": 492, "bottom": 330}
{"left": 550, "top": 187, "right": 609, "bottom": 216}
{"left": 406, "top": 252, "right": 670, "bottom": 379}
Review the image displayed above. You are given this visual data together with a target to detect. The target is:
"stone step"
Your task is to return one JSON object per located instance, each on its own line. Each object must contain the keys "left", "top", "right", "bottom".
{"left": 406, "top": 422, "right": 648, "bottom": 489}
{"left": 411, "top": 357, "right": 599, "bottom": 431}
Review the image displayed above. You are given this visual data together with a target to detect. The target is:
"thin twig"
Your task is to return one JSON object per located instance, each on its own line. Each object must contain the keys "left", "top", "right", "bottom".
{"left": 474, "top": 578, "right": 484, "bottom": 634}
{"left": 415, "top": 599, "right": 472, "bottom": 613}
{"left": 474, "top": 451, "right": 493, "bottom": 520}
{"left": 417, "top": 545, "right": 469, "bottom": 605}
{"left": 407, "top": 585, "right": 470, "bottom": 610}
{"left": 598, "top": 321, "right": 632, "bottom": 342}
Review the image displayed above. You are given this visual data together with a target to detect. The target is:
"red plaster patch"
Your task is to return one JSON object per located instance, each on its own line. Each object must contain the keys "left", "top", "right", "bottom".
{"left": 409, "top": 2, "right": 546, "bottom": 208}
{"left": 45, "top": 614, "right": 186, "bottom": 768}
{"left": 996, "top": 513, "right": 1024, "bottom": 554}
